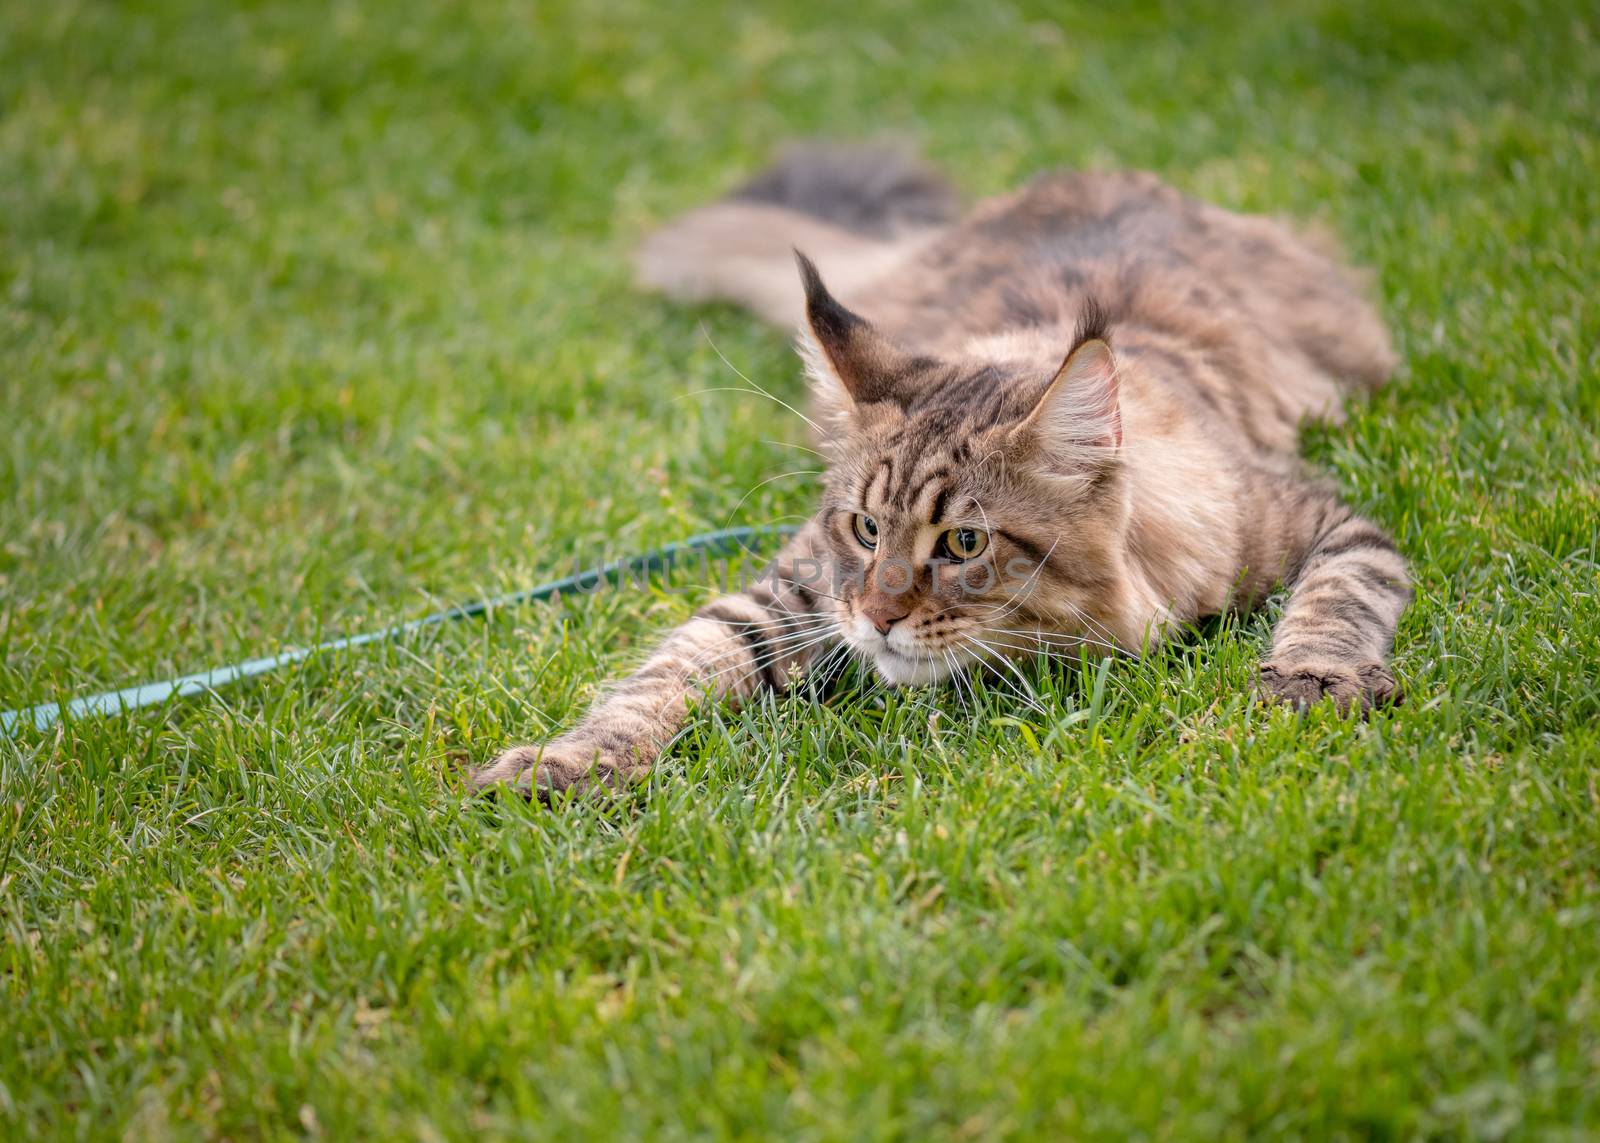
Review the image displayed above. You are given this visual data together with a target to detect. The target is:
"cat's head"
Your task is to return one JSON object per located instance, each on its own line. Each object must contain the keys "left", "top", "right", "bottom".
{"left": 795, "top": 254, "right": 1129, "bottom": 685}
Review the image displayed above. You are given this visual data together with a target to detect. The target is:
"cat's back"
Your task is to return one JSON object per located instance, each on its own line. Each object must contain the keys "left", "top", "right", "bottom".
{"left": 859, "top": 168, "right": 1396, "bottom": 436}
{"left": 868, "top": 170, "right": 1327, "bottom": 339}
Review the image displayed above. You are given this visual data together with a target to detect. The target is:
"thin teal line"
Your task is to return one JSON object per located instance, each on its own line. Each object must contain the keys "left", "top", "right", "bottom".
{"left": 2, "top": 525, "right": 799, "bottom": 736}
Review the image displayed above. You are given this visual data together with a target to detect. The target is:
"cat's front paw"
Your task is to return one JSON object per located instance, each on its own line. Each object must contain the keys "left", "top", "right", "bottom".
{"left": 1258, "top": 659, "right": 1400, "bottom": 714}
{"left": 468, "top": 737, "right": 630, "bottom": 800}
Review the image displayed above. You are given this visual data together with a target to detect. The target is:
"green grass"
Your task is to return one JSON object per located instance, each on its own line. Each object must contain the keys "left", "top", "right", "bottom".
{"left": 3, "top": 0, "right": 1598, "bottom": 1136}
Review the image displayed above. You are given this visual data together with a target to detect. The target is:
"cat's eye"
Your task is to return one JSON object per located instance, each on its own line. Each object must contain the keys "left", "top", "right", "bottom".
{"left": 939, "top": 527, "right": 989, "bottom": 561}
{"left": 852, "top": 514, "right": 879, "bottom": 549}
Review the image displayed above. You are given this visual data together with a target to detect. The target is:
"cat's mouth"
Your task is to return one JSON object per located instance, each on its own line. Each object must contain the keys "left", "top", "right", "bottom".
{"left": 854, "top": 640, "right": 978, "bottom": 687}
{"left": 869, "top": 646, "right": 951, "bottom": 687}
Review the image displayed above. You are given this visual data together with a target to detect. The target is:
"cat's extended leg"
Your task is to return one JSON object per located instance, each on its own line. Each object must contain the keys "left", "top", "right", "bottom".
{"left": 471, "top": 523, "right": 840, "bottom": 797}
{"left": 1259, "top": 492, "right": 1411, "bottom": 713}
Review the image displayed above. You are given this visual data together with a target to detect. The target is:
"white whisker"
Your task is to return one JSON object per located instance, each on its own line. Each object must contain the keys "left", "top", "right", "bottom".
{"left": 762, "top": 438, "right": 827, "bottom": 459}
{"left": 957, "top": 632, "right": 1051, "bottom": 718}
{"left": 719, "top": 469, "right": 823, "bottom": 532}
{"left": 700, "top": 324, "right": 825, "bottom": 436}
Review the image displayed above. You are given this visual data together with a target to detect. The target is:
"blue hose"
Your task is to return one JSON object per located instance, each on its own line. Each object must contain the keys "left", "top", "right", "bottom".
{"left": 2, "top": 524, "right": 799, "bottom": 735}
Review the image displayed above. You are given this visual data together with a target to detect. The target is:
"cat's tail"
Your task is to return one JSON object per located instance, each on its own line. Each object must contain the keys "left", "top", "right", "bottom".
{"left": 635, "top": 142, "right": 958, "bottom": 328}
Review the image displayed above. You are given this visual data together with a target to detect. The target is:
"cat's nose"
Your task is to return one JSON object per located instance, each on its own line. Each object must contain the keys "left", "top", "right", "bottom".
{"left": 860, "top": 598, "right": 911, "bottom": 635}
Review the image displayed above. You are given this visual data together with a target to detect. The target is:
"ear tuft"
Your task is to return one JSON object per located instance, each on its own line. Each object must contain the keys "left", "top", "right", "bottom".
{"left": 1012, "top": 309, "right": 1123, "bottom": 468}
{"left": 795, "top": 251, "right": 864, "bottom": 349}
{"left": 793, "top": 250, "right": 921, "bottom": 409}
{"left": 1074, "top": 294, "right": 1113, "bottom": 350}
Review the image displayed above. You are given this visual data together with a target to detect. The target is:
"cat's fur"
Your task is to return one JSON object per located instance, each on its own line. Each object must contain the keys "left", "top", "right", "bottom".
{"left": 472, "top": 143, "right": 1410, "bottom": 797}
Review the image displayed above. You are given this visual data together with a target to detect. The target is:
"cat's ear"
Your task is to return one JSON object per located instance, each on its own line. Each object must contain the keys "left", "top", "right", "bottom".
{"left": 794, "top": 252, "right": 919, "bottom": 423}
{"left": 1011, "top": 318, "right": 1122, "bottom": 468}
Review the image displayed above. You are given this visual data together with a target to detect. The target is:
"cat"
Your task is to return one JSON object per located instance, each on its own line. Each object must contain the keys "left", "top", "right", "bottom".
{"left": 471, "top": 143, "right": 1410, "bottom": 797}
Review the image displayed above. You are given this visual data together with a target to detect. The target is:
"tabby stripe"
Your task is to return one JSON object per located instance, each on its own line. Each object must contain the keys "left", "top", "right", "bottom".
{"left": 1345, "top": 560, "right": 1410, "bottom": 597}
{"left": 1276, "top": 631, "right": 1367, "bottom": 658}
{"left": 1205, "top": 354, "right": 1274, "bottom": 451}
{"left": 1314, "top": 522, "right": 1399, "bottom": 562}
{"left": 1000, "top": 529, "right": 1053, "bottom": 568}
{"left": 788, "top": 580, "right": 819, "bottom": 610}
{"left": 1296, "top": 586, "right": 1385, "bottom": 631}
{"left": 1328, "top": 593, "right": 1386, "bottom": 630}
{"left": 952, "top": 365, "right": 1003, "bottom": 405}
{"left": 901, "top": 465, "right": 950, "bottom": 513}
{"left": 867, "top": 456, "right": 895, "bottom": 507}
{"left": 698, "top": 603, "right": 781, "bottom": 690}
{"left": 746, "top": 581, "right": 784, "bottom": 613}
{"left": 732, "top": 623, "right": 783, "bottom": 690}
{"left": 929, "top": 482, "right": 953, "bottom": 525}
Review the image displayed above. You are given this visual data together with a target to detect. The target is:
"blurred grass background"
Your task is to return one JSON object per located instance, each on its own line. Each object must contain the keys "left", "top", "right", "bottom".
{"left": 2, "top": 0, "right": 1597, "bottom": 1137}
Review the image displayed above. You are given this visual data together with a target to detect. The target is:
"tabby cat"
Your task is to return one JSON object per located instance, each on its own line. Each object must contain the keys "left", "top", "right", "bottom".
{"left": 472, "top": 144, "right": 1410, "bottom": 797}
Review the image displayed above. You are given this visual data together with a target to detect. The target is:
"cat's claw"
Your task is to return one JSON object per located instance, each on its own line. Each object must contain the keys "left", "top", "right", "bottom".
{"left": 469, "top": 739, "right": 628, "bottom": 800}
{"left": 1257, "top": 659, "right": 1399, "bottom": 715}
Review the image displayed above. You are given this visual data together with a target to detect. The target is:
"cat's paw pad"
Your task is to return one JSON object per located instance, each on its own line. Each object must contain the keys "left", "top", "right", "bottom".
{"left": 1257, "top": 659, "right": 1399, "bottom": 714}
{"left": 468, "top": 739, "right": 627, "bottom": 800}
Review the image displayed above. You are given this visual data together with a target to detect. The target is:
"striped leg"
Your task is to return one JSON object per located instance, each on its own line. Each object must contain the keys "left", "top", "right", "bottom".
{"left": 471, "top": 522, "right": 839, "bottom": 798}
{"left": 1259, "top": 497, "right": 1411, "bottom": 713}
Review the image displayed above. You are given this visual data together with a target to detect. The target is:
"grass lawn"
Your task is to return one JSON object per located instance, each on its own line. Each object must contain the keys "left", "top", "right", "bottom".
{"left": 3, "top": 0, "right": 1598, "bottom": 1136}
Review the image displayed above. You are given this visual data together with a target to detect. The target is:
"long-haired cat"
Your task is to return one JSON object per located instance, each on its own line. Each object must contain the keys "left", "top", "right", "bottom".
{"left": 472, "top": 144, "right": 1410, "bottom": 797}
